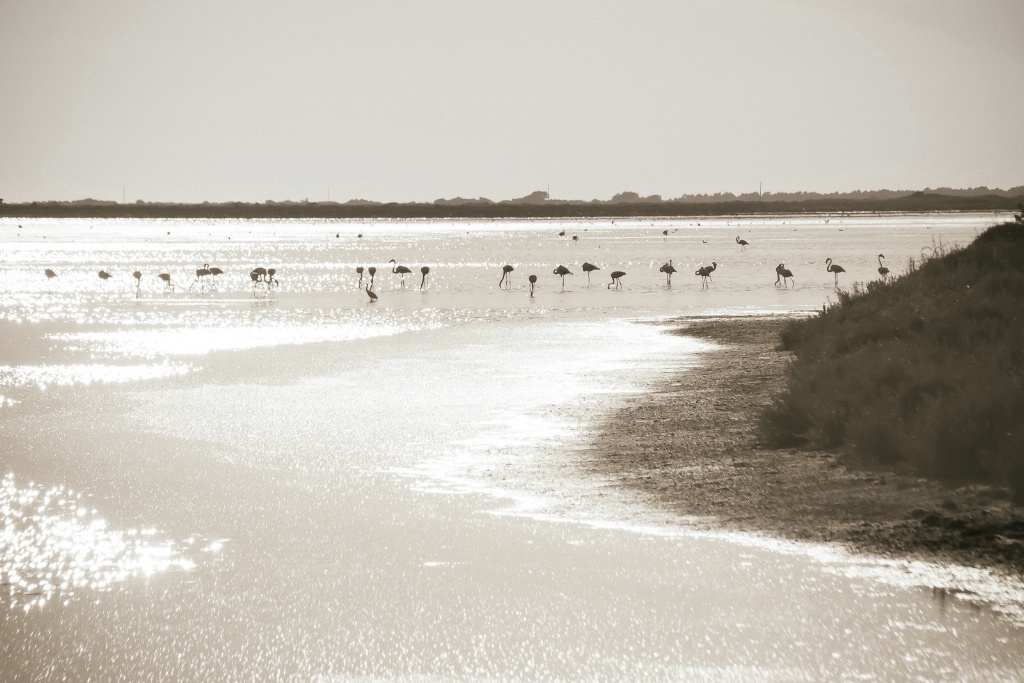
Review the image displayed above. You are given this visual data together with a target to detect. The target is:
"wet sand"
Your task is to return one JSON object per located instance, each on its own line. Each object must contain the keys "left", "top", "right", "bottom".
{"left": 586, "top": 315, "right": 1024, "bottom": 575}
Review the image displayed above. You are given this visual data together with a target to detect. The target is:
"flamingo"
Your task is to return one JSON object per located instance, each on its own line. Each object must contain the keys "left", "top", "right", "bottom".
{"left": 250, "top": 268, "right": 267, "bottom": 296}
{"left": 132, "top": 270, "right": 142, "bottom": 298}
{"left": 877, "top": 254, "right": 889, "bottom": 279}
{"left": 774, "top": 263, "right": 794, "bottom": 288}
{"left": 356, "top": 266, "right": 364, "bottom": 285}
{"left": 365, "top": 284, "right": 378, "bottom": 302}
{"left": 582, "top": 262, "right": 600, "bottom": 284}
{"left": 389, "top": 259, "right": 412, "bottom": 288}
{"left": 191, "top": 264, "right": 211, "bottom": 291}
{"left": 44, "top": 268, "right": 57, "bottom": 279}
{"left": 420, "top": 266, "right": 430, "bottom": 289}
{"left": 659, "top": 260, "right": 676, "bottom": 285}
{"left": 499, "top": 265, "right": 515, "bottom": 289}
{"left": 98, "top": 270, "right": 112, "bottom": 281}
{"left": 736, "top": 236, "right": 749, "bottom": 251}
{"left": 558, "top": 230, "right": 566, "bottom": 237}
{"left": 368, "top": 267, "right": 377, "bottom": 290}
{"left": 826, "top": 258, "right": 845, "bottom": 286}
{"left": 528, "top": 274, "right": 537, "bottom": 296}
{"left": 608, "top": 271, "right": 625, "bottom": 289}
{"left": 158, "top": 273, "right": 174, "bottom": 291}
{"left": 696, "top": 262, "right": 717, "bottom": 289}
{"left": 209, "top": 266, "right": 223, "bottom": 277}
{"left": 553, "top": 265, "right": 573, "bottom": 285}
{"left": 572, "top": 235, "right": 579, "bottom": 243}
{"left": 266, "top": 268, "right": 278, "bottom": 290}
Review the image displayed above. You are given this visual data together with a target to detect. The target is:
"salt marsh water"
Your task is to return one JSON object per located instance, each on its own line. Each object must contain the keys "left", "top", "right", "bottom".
{"left": 1, "top": 213, "right": 1023, "bottom": 681}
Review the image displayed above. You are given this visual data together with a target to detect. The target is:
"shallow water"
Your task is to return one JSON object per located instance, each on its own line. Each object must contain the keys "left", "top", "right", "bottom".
{"left": 1, "top": 213, "right": 1022, "bottom": 681}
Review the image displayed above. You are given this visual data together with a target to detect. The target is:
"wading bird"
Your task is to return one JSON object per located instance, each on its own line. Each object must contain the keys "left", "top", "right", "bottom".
{"left": 266, "top": 268, "right": 278, "bottom": 290}
{"left": 659, "top": 260, "right": 677, "bottom": 285}
{"left": 209, "top": 266, "right": 223, "bottom": 277}
{"left": 696, "top": 262, "right": 717, "bottom": 289}
{"left": 98, "top": 270, "right": 112, "bottom": 281}
{"left": 775, "top": 263, "right": 794, "bottom": 288}
{"left": 826, "top": 258, "right": 845, "bottom": 286}
{"left": 191, "top": 264, "right": 211, "bottom": 291}
{"left": 420, "top": 266, "right": 430, "bottom": 289}
{"left": 356, "top": 266, "right": 364, "bottom": 285}
{"left": 877, "top": 254, "right": 889, "bottom": 279}
{"left": 581, "top": 262, "right": 600, "bottom": 284}
{"left": 558, "top": 230, "right": 566, "bottom": 237}
{"left": 499, "top": 264, "right": 515, "bottom": 288}
{"left": 553, "top": 265, "right": 573, "bottom": 285}
{"left": 132, "top": 270, "right": 142, "bottom": 298}
{"left": 572, "top": 235, "right": 579, "bottom": 243}
{"left": 608, "top": 271, "right": 625, "bottom": 289}
{"left": 389, "top": 259, "right": 412, "bottom": 288}
{"left": 365, "top": 284, "right": 377, "bottom": 302}
{"left": 736, "top": 236, "right": 749, "bottom": 251}
{"left": 44, "top": 268, "right": 57, "bottom": 279}
{"left": 368, "top": 267, "right": 377, "bottom": 290}
{"left": 158, "top": 273, "right": 174, "bottom": 291}
{"left": 528, "top": 274, "right": 537, "bottom": 296}
{"left": 250, "top": 268, "right": 267, "bottom": 296}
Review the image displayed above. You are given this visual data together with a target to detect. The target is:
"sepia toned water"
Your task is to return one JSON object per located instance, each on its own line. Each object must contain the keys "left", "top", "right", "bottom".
{"left": 1, "top": 213, "right": 1022, "bottom": 681}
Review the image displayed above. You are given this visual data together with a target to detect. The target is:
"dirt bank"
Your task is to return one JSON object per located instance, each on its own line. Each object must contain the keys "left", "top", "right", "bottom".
{"left": 586, "top": 315, "right": 1024, "bottom": 574}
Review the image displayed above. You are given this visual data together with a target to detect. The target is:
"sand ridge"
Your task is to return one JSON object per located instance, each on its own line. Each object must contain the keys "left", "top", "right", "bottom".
{"left": 586, "top": 315, "right": 1024, "bottom": 575}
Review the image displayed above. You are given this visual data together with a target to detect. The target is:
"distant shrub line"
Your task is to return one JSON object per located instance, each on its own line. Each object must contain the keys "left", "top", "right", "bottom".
{"left": 760, "top": 222, "right": 1024, "bottom": 503}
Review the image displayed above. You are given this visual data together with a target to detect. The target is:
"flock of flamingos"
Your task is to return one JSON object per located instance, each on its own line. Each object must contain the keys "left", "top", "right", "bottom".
{"left": 38, "top": 234, "right": 894, "bottom": 301}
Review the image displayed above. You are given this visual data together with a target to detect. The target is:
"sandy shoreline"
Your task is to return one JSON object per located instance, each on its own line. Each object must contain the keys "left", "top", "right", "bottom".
{"left": 587, "top": 315, "right": 1024, "bottom": 576}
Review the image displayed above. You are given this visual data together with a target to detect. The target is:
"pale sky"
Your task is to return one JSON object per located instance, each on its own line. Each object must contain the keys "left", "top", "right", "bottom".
{"left": 2, "top": 1, "right": 1022, "bottom": 203}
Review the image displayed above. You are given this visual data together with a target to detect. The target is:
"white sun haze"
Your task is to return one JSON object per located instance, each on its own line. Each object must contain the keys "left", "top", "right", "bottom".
{"left": 1, "top": 0, "right": 1021, "bottom": 203}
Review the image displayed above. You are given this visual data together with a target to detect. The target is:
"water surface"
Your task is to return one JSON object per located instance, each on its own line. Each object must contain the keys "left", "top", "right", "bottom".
{"left": 1, "top": 213, "right": 1022, "bottom": 681}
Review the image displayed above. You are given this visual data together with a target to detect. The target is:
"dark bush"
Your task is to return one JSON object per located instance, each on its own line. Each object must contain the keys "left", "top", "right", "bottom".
{"left": 761, "top": 222, "right": 1024, "bottom": 501}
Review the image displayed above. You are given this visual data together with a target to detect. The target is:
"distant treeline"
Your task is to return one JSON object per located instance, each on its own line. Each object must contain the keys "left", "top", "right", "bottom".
{"left": 2, "top": 189, "right": 1023, "bottom": 219}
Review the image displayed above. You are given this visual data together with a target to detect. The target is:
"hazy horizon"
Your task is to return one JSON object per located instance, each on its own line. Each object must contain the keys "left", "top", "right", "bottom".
{"left": 2, "top": 1, "right": 1022, "bottom": 204}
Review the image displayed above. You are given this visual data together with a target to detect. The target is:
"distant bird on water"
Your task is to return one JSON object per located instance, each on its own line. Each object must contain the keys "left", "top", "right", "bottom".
{"left": 774, "top": 263, "right": 794, "bottom": 288}
{"left": 572, "top": 235, "right": 579, "bottom": 243}
{"left": 389, "top": 259, "right": 412, "bottom": 288}
{"left": 608, "top": 271, "right": 625, "bottom": 289}
{"left": 553, "top": 264, "right": 573, "bottom": 285}
{"left": 558, "top": 229, "right": 566, "bottom": 237}
{"left": 736, "top": 236, "right": 749, "bottom": 251}
{"left": 365, "top": 284, "right": 377, "bottom": 302}
{"left": 826, "top": 258, "right": 845, "bottom": 286}
{"left": 44, "top": 268, "right": 57, "bottom": 279}
{"left": 528, "top": 274, "right": 537, "bottom": 296}
{"left": 877, "top": 254, "right": 889, "bottom": 280}
{"left": 659, "top": 260, "right": 677, "bottom": 285}
{"left": 696, "top": 262, "right": 717, "bottom": 289}
{"left": 420, "top": 266, "right": 430, "bottom": 289}
{"left": 581, "top": 262, "right": 600, "bottom": 284}
{"left": 499, "top": 264, "right": 514, "bottom": 289}
{"left": 98, "top": 270, "right": 112, "bottom": 281}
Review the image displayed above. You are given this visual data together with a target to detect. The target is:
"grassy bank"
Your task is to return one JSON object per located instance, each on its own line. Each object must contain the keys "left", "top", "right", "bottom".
{"left": 762, "top": 222, "right": 1024, "bottom": 502}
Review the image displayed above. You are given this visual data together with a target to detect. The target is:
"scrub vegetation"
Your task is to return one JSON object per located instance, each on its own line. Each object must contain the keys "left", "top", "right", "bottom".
{"left": 761, "top": 222, "right": 1024, "bottom": 503}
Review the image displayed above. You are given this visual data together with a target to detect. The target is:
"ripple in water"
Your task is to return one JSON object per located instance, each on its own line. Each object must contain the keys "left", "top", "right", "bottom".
{"left": 0, "top": 474, "right": 201, "bottom": 612}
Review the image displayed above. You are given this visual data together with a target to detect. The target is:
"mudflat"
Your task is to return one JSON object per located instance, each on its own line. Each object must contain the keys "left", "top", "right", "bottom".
{"left": 586, "top": 315, "right": 1024, "bottom": 575}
